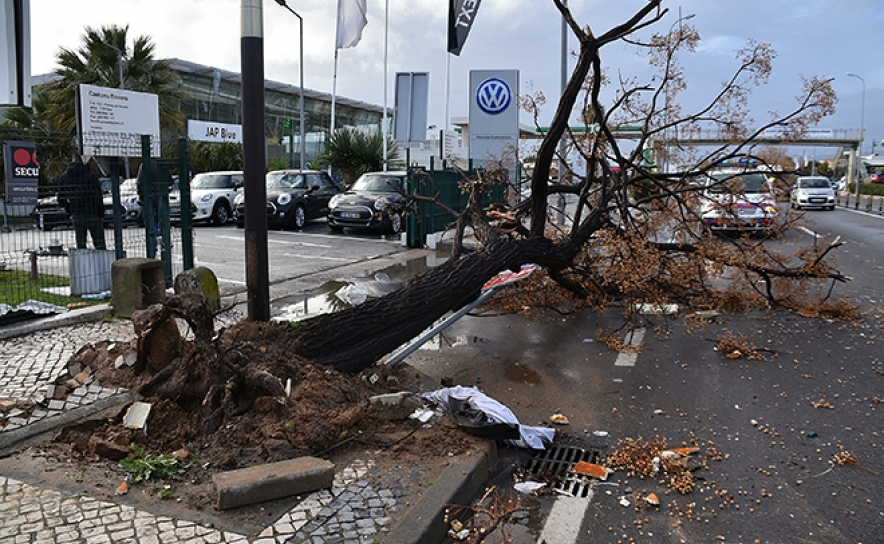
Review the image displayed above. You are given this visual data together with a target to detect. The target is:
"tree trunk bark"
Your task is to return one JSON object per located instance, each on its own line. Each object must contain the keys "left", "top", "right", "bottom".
{"left": 293, "top": 236, "right": 571, "bottom": 373}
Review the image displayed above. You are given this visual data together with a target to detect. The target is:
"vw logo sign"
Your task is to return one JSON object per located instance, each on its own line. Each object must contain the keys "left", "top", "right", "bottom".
{"left": 476, "top": 78, "right": 512, "bottom": 115}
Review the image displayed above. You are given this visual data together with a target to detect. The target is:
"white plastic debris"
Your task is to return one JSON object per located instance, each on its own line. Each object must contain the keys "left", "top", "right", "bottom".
{"left": 619, "top": 497, "right": 631, "bottom": 507}
{"left": 335, "top": 283, "right": 369, "bottom": 306}
{"left": 514, "top": 481, "right": 547, "bottom": 494}
{"left": 592, "top": 430, "right": 609, "bottom": 437}
{"left": 408, "top": 408, "right": 434, "bottom": 423}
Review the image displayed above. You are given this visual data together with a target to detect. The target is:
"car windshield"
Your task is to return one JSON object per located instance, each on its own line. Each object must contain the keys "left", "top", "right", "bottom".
{"left": 266, "top": 172, "right": 306, "bottom": 189}
{"left": 352, "top": 174, "right": 403, "bottom": 192}
{"left": 192, "top": 174, "right": 232, "bottom": 189}
{"left": 707, "top": 173, "right": 769, "bottom": 194}
{"left": 798, "top": 178, "right": 830, "bottom": 189}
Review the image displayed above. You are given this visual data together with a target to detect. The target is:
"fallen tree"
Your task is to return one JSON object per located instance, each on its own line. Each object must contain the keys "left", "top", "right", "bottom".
{"left": 135, "top": 0, "right": 846, "bottom": 422}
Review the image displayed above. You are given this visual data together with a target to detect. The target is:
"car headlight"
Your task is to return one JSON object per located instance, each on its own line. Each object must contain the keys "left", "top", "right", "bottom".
{"left": 234, "top": 193, "right": 244, "bottom": 206}
{"left": 329, "top": 194, "right": 341, "bottom": 208}
{"left": 200, "top": 194, "right": 212, "bottom": 203}
{"left": 277, "top": 193, "right": 292, "bottom": 206}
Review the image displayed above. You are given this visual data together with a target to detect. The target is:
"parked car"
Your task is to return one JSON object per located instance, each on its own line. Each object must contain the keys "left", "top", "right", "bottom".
{"left": 791, "top": 176, "right": 835, "bottom": 210}
{"left": 30, "top": 195, "right": 72, "bottom": 231}
{"left": 189, "top": 171, "right": 243, "bottom": 225}
{"left": 327, "top": 171, "right": 408, "bottom": 234}
{"left": 103, "top": 178, "right": 142, "bottom": 225}
{"left": 233, "top": 169, "right": 340, "bottom": 229}
{"left": 699, "top": 172, "right": 778, "bottom": 235}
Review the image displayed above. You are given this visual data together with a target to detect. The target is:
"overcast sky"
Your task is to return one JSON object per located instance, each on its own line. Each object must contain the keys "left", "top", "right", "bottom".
{"left": 28, "top": 0, "right": 884, "bottom": 162}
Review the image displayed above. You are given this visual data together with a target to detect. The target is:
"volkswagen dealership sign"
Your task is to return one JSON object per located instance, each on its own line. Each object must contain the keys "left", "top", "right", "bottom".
{"left": 469, "top": 70, "right": 518, "bottom": 165}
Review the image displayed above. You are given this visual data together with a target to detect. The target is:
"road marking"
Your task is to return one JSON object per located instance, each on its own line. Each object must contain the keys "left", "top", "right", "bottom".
{"left": 536, "top": 495, "right": 591, "bottom": 544}
{"left": 798, "top": 226, "right": 822, "bottom": 239}
{"left": 614, "top": 327, "right": 645, "bottom": 367}
{"left": 282, "top": 253, "right": 352, "bottom": 261}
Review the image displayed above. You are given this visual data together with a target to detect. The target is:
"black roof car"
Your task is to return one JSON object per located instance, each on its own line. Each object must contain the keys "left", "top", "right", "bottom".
{"left": 327, "top": 171, "right": 408, "bottom": 234}
{"left": 234, "top": 170, "right": 340, "bottom": 230}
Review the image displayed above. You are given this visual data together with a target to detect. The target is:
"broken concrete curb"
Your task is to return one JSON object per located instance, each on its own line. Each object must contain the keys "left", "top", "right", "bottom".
{"left": 213, "top": 456, "right": 335, "bottom": 510}
{"left": 0, "top": 304, "right": 113, "bottom": 341}
{"left": 0, "top": 390, "right": 136, "bottom": 451}
{"left": 383, "top": 440, "right": 498, "bottom": 544}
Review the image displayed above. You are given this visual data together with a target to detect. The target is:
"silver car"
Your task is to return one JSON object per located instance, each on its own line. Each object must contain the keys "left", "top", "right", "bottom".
{"left": 791, "top": 176, "right": 835, "bottom": 210}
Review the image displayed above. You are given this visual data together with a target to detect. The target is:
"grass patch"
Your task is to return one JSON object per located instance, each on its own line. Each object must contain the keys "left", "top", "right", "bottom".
{"left": 0, "top": 268, "right": 100, "bottom": 308}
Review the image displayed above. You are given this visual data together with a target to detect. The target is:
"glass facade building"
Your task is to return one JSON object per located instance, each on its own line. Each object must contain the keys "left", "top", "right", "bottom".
{"left": 169, "top": 58, "right": 384, "bottom": 168}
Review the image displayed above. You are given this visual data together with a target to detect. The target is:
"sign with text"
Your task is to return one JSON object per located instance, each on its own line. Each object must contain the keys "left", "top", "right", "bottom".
{"left": 188, "top": 120, "right": 243, "bottom": 144}
{"left": 2, "top": 140, "right": 39, "bottom": 206}
{"left": 468, "top": 69, "right": 518, "bottom": 166}
{"left": 76, "top": 84, "right": 160, "bottom": 157}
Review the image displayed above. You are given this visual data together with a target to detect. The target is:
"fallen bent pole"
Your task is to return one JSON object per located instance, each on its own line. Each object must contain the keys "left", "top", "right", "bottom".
{"left": 382, "top": 286, "right": 502, "bottom": 367}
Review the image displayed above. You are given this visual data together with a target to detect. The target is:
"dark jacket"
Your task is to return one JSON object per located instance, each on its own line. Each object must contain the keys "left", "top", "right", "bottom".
{"left": 58, "top": 161, "right": 103, "bottom": 218}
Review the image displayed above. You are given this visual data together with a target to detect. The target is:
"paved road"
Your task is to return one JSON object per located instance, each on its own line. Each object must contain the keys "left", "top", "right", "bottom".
{"left": 410, "top": 207, "right": 884, "bottom": 544}
{"left": 191, "top": 221, "right": 408, "bottom": 299}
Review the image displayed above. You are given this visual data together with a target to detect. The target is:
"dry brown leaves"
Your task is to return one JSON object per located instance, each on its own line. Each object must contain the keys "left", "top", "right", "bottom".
{"left": 715, "top": 331, "right": 765, "bottom": 360}
{"left": 604, "top": 437, "right": 716, "bottom": 495}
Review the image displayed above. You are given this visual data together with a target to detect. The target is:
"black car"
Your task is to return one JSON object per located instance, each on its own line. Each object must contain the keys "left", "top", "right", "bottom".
{"left": 327, "top": 171, "right": 408, "bottom": 233}
{"left": 234, "top": 169, "right": 340, "bottom": 229}
{"left": 30, "top": 196, "right": 72, "bottom": 231}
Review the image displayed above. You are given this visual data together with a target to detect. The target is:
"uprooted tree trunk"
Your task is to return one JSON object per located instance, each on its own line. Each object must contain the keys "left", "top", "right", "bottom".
{"left": 132, "top": 0, "right": 847, "bottom": 429}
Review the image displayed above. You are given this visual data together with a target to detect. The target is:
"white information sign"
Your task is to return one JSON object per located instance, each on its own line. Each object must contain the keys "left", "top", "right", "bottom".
{"left": 77, "top": 84, "right": 161, "bottom": 157}
{"left": 188, "top": 120, "right": 243, "bottom": 144}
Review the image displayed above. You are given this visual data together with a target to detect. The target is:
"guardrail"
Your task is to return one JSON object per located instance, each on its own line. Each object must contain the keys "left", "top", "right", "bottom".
{"left": 836, "top": 193, "right": 884, "bottom": 214}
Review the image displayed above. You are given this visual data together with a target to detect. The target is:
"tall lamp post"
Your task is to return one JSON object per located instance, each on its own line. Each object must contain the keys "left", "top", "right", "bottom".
{"left": 846, "top": 72, "right": 865, "bottom": 204}
{"left": 663, "top": 11, "right": 694, "bottom": 174}
{"left": 274, "top": 0, "right": 306, "bottom": 169}
{"left": 88, "top": 32, "right": 124, "bottom": 91}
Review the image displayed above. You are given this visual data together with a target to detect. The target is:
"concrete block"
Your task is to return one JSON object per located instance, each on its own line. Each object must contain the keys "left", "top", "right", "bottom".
{"left": 213, "top": 456, "right": 335, "bottom": 510}
{"left": 174, "top": 266, "right": 221, "bottom": 311}
{"left": 111, "top": 258, "right": 166, "bottom": 318}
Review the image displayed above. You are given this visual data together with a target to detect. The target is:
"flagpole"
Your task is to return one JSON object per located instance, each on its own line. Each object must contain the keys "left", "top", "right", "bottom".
{"left": 445, "top": 52, "right": 450, "bottom": 132}
{"left": 331, "top": 48, "right": 338, "bottom": 142}
{"left": 382, "top": 0, "right": 389, "bottom": 171}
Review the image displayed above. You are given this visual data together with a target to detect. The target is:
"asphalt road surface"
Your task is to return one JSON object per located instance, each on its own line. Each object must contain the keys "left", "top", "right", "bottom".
{"left": 401, "top": 207, "right": 884, "bottom": 544}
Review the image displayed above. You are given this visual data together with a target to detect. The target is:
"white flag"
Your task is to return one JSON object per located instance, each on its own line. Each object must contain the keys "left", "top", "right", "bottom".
{"left": 336, "top": 0, "right": 368, "bottom": 49}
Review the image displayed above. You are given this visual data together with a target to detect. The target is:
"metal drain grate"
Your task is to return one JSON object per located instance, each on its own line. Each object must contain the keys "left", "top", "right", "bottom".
{"left": 525, "top": 445, "right": 601, "bottom": 498}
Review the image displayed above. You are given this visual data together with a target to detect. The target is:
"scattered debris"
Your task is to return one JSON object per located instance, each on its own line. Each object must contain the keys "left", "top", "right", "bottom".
{"left": 115, "top": 480, "right": 129, "bottom": 495}
{"left": 422, "top": 386, "right": 555, "bottom": 449}
{"left": 571, "top": 461, "right": 612, "bottom": 480}
{"left": 634, "top": 303, "right": 679, "bottom": 315}
{"left": 645, "top": 492, "right": 660, "bottom": 506}
{"left": 123, "top": 401, "right": 152, "bottom": 432}
{"left": 813, "top": 398, "right": 834, "bottom": 409}
{"left": 833, "top": 451, "right": 878, "bottom": 475}
{"left": 619, "top": 497, "right": 631, "bottom": 507}
{"left": 513, "top": 481, "right": 546, "bottom": 494}
{"left": 549, "top": 413, "right": 569, "bottom": 425}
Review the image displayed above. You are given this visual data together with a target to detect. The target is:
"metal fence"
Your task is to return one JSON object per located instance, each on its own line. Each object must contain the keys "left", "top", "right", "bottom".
{"left": 0, "top": 212, "right": 183, "bottom": 310}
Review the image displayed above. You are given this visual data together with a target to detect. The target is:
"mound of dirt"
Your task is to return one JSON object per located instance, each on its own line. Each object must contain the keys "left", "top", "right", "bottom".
{"left": 20, "top": 316, "right": 489, "bottom": 516}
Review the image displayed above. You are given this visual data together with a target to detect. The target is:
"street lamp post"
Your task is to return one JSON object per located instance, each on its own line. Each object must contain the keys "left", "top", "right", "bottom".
{"left": 663, "top": 11, "right": 695, "bottom": 174}
{"left": 274, "top": 0, "right": 306, "bottom": 170}
{"left": 846, "top": 72, "right": 865, "bottom": 205}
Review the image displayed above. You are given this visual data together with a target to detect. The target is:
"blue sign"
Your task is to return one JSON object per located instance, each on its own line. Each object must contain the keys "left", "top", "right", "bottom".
{"left": 476, "top": 78, "right": 512, "bottom": 115}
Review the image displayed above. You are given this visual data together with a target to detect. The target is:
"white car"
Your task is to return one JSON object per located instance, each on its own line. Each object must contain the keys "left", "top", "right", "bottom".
{"left": 699, "top": 172, "right": 778, "bottom": 234}
{"left": 791, "top": 176, "right": 835, "bottom": 210}
{"left": 189, "top": 171, "right": 243, "bottom": 225}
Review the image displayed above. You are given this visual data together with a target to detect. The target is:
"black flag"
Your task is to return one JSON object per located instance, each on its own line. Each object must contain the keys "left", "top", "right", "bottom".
{"left": 448, "top": 0, "right": 482, "bottom": 56}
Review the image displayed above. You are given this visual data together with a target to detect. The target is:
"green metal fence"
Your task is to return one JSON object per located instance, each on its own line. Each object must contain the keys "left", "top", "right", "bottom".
{"left": 405, "top": 162, "right": 507, "bottom": 248}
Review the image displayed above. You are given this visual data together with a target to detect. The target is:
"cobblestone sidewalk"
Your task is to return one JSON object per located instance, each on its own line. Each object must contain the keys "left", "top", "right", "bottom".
{"left": 0, "top": 318, "right": 407, "bottom": 544}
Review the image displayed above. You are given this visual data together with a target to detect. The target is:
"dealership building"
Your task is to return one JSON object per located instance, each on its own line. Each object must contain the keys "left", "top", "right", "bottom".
{"left": 168, "top": 58, "right": 384, "bottom": 168}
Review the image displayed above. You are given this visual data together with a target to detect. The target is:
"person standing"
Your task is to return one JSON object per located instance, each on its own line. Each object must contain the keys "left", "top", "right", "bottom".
{"left": 58, "top": 156, "right": 107, "bottom": 250}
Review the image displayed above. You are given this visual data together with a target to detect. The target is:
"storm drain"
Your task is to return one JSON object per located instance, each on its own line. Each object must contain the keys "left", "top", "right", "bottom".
{"left": 525, "top": 445, "right": 602, "bottom": 498}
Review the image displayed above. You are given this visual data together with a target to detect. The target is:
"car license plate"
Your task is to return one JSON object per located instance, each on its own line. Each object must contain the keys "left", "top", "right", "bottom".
{"left": 809, "top": 198, "right": 824, "bottom": 203}
{"left": 342, "top": 212, "right": 360, "bottom": 219}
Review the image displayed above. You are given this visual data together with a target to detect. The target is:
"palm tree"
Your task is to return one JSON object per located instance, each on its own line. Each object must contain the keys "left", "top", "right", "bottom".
{"left": 315, "top": 127, "right": 402, "bottom": 186}
{"left": 41, "top": 24, "right": 189, "bottom": 135}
